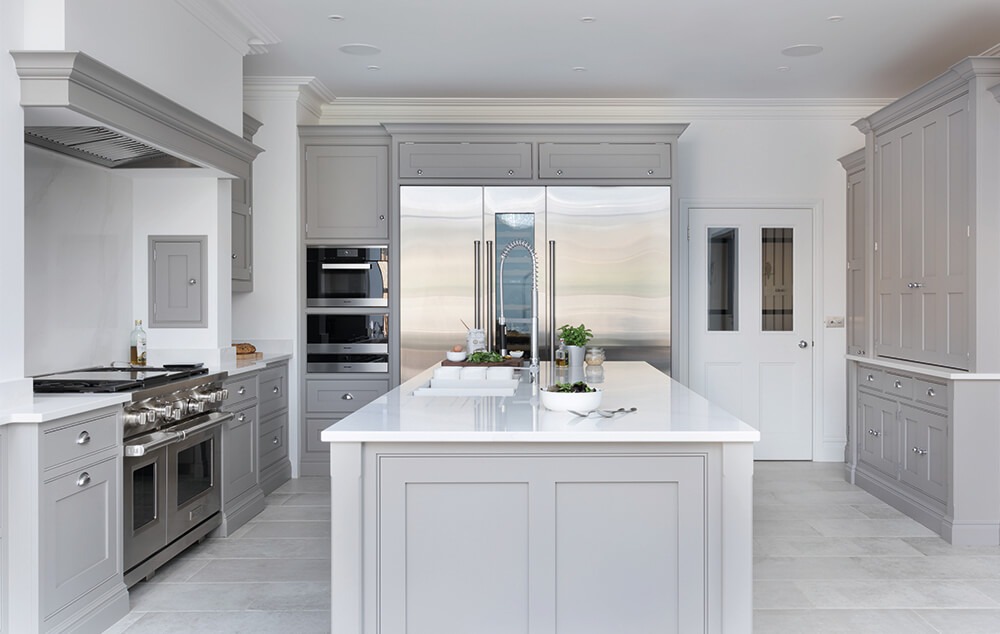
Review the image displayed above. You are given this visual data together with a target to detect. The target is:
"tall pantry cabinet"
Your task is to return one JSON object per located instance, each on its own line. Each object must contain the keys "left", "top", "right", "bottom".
{"left": 845, "top": 56, "right": 1000, "bottom": 545}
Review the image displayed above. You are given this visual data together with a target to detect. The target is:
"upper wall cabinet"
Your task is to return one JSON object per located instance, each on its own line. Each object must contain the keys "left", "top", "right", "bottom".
{"left": 855, "top": 57, "right": 1000, "bottom": 372}
{"left": 399, "top": 142, "right": 532, "bottom": 179}
{"left": 233, "top": 113, "right": 262, "bottom": 293}
{"left": 149, "top": 236, "right": 207, "bottom": 328}
{"left": 304, "top": 142, "right": 389, "bottom": 241}
{"left": 840, "top": 148, "right": 866, "bottom": 356}
{"left": 538, "top": 142, "right": 671, "bottom": 179}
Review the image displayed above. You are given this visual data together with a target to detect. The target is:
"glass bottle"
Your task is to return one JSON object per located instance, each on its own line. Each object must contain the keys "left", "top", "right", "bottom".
{"left": 554, "top": 338, "right": 568, "bottom": 367}
{"left": 585, "top": 346, "right": 605, "bottom": 366}
{"left": 130, "top": 319, "right": 147, "bottom": 366}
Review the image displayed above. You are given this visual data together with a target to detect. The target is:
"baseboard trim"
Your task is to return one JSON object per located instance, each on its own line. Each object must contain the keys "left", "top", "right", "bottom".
{"left": 854, "top": 468, "right": 946, "bottom": 537}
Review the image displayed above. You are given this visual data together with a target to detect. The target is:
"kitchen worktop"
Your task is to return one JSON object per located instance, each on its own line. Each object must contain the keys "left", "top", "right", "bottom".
{"left": 0, "top": 352, "right": 293, "bottom": 426}
{"left": 322, "top": 361, "right": 760, "bottom": 443}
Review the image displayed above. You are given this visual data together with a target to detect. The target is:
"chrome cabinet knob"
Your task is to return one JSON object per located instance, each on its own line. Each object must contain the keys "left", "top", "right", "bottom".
{"left": 232, "top": 253, "right": 237, "bottom": 259}
{"left": 894, "top": 380, "right": 903, "bottom": 389}
{"left": 868, "top": 428, "right": 880, "bottom": 437}
{"left": 416, "top": 169, "right": 423, "bottom": 175}
{"left": 927, "top": 388, "right": 936, "bottom": 397}
{"left": 238, "top": 386, "right": 246, "bottom": 395}
{"left": 77, "top": 430, "right": 91, "bottom": 445}
{"left": 189, "top": 278, "right": 197, "bottom": 285}
{"left": 77, "top": 472, "right": 91, "bottom": 487}
{"left": 238, "top": 413, "right": 246, "bottom": 422}
{"left": 342, "top": 392, "right": 354, "bottom": 400}
{"left": 508, "top": 169, "right": 515, "bottom": 175}
{"left": 912, "top": 447, "right": 928, "bottom": 456}
{"left": 273, "top": 436, "right": 280, "bottom": 445}
{"left": 556, "top": 169, "right": 563, "bottom": 175}
{"left": 647, "top": 170, "right": 654, "bottom": 175}
{"left": 273, "top": 386, "right": 280, "bottom": 394}
{"left": 798, "top": 340, "right": 809, "bottom": 348}
{"left": 867, "top": 374, "right": 875, "bottom": 382}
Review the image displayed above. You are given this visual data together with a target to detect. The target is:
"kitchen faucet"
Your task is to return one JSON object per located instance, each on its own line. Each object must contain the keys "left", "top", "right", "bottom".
{"left": 497, "top": 239, "right": 539, "bottom": 381}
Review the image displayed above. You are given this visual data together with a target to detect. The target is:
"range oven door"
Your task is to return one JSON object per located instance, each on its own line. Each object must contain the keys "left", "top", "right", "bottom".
{"left": 307, "top": 313, "right": 389, "bottom": 373}
{"left": 123, "top": 446, "right": 168, "bottom": 572}
{"left": 307, "top": 246, "right": 388, "bottom": 307}
{"left": 166, "top": 414, "right": 226, "bottom": 544}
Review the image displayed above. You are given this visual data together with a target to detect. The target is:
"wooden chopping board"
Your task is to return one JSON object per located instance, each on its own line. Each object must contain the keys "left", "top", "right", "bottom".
{"left": 441, "top": 357, "right": 523, "bottom": 367}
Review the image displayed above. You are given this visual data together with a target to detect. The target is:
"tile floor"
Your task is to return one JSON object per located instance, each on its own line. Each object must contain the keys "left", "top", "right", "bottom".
{"left": 105, "top": 463, "right": 1000, "bottom": 633}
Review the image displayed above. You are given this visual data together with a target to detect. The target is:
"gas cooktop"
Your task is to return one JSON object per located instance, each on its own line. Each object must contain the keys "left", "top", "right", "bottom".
{"left": 33, "top": 364, "right": 208, "bottom": 393}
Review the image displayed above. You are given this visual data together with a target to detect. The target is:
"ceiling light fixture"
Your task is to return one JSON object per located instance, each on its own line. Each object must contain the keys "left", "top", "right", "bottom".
{"left": 327, "top": 14, "right": 345, "bottom": 21}
{"left": 781, "top": 44, "right": 823, "bottom": 57}
{"left": 826, "top": 15, "right": 843, "bottom": 22}
{"left": 367, "top": 65, "right": 381, "bottom": 71}
{"left": 339, "top": 43, "right": 381, "bottom": 56}
{"left": 580, "top": 17, "right": 596, "bottom": 23}
{"left": 777, "top": 66, "right": 791, "bottom": 72}
{"left": 572, "top": 66, "right": 587, "bottom": 72}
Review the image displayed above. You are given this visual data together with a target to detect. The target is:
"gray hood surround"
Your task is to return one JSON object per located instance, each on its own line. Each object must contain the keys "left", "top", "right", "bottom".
{"left": 12, "top": 51, "right": 261, "bottom": 178}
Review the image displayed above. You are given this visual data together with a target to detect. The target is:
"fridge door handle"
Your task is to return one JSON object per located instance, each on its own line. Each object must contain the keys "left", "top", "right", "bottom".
{"left": 474, "top": 241, "right": 482, "bottom": 329}
{"left": 486, "top": 240, "right": 494, "bottom": 351}
{"left": 548, "top": 240, "right": 556, "bottom": 364}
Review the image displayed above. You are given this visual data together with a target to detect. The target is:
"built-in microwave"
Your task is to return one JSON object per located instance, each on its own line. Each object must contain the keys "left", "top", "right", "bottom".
{"left": 307, "top": 246, "right": 388, "bottom": 307}
{"left": 306, "top": 313, "right": 389, "bottom": 373}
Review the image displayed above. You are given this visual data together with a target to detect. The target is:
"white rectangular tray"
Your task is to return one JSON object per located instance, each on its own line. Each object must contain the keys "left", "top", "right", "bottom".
{"left": 413, "top": 379, "right": 519, "bottom": 397}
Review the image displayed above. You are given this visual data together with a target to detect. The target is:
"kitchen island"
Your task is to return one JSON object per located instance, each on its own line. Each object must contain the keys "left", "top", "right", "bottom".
{"left": 322, "top": 362, "right": 759, "bottom": 634}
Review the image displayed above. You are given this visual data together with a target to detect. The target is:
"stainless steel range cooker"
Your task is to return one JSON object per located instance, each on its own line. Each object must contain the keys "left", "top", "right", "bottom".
{"left": 34, "top": 365, "right": 233, "bottom": 587}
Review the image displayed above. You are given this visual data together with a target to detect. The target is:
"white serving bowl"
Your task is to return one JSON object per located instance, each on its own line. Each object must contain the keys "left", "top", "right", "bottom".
{"left": 509, "top": 350, "right": 524, "bottom": 359}
{"left": 446, "top": 350, "right": 467, "bottom": 362}
{"left": 540, "top": 387, "right": 603, "bottom": 412}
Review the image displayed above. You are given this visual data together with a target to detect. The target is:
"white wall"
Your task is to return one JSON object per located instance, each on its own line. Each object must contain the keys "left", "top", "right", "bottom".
{"left": 63, "top": 0, "right": 244, "bottom": 134}
{"left": 23, "top": 147, "right": 134, "bottom": 375}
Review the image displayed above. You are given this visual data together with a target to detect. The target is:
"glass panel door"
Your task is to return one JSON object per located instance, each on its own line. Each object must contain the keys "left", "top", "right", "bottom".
{"left": 131, "top": 462, "right": 157, "bottom": 531}
{"left": 176, "top": 437, "right": 214, "bottom": 507}
{"left": 761, "top": 228, "right": 793, "bottom": 331}
{"left": 708, "top": 228, "right": 738, "bottom": 332}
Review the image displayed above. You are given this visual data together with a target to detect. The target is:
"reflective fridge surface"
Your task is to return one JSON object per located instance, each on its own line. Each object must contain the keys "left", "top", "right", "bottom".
{"left": 399, "top": 186, "right": 670, "bottom": 382}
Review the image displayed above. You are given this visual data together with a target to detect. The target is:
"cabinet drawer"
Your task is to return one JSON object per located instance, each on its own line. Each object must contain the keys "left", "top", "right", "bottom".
{"left": 914, "top": 379, "right": 948, "bottom": 410}
{"left": 224, "top": 374, "right": 258, "bottom": 408}
{"left": 882, "top": 373, "right": 914, "bottom": 400}
{"left": 305, "top": 416, "right": 342, "bottom": 456}
{"left": 260, "top": 412, "right": 288, "bottom": 470}
{"left": 306, "top": 379, "right": 388, "bottom": 413}
{"left": 399, "top": 142, "right": 532, "bottom": 179}
{"left": 43, "top": 412, "right": 118, "bottom": 470}
{"left": 539, "top": 142, "right": 671, "bottom": 179}
{"left": 857, "top": 367, "right": 884, "bottom": 392}
{"left": 259, "top": 366, "right": 288, "bottom": 418}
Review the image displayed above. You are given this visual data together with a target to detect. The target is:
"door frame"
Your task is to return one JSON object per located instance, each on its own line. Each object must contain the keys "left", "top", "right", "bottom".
{"left": 674, "top": 199, "right": 826, "bottom": 459}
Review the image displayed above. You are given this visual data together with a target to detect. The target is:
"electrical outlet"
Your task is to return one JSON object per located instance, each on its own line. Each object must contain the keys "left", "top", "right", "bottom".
{"left": 825, "top": 316, "right": 845, "bottom": 328}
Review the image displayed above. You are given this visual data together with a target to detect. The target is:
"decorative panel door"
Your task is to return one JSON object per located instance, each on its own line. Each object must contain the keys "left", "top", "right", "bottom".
{"left": 688, "top": 208, "right": 814, "bottom": 460}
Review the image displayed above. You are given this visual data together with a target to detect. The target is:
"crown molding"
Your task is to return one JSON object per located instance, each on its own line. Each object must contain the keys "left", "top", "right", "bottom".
{"left": 176, "top": 0, "right": 280, "bottom": 56}
{"left": 314, "top": 97, "right": 893, "bottom": 125}
{"left": 243, "top": 76, "right": 334, "bottom": 120}
{"left": 981, "top": 42, "right": 1000, "bottom": 57}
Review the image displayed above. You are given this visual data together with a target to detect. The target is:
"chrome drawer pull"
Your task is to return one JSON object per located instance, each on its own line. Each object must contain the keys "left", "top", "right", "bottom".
{"left": 273, "top": 386, "right": 280, "bottom": 394}
{"left": 77, "top": 430, "right": 91, "bottom": 445}
{"left": 77, "top": 472, "right": 91, "bottom": 487}
{"left": 912, "top": 447, "right": 928, "bottom": 456}
{"left": 238, "top": 386, "right": 246, "bottom": 395}
{"left": 868, "top": 429, "right": 880, "bottom": 437}
{"left": 927, "top": 388, "right": 936, "bottom": 397}
{"left": 238, "top": 413, "right": 246, "bottom": 422}
{"left": 867, "top": 374, "right": 875, "bottom": 382}
{"left": 342, "top": 393, "right": 354, "bottom": 400}
{"left": 894, "top": 380, "right": 903, "bottom": 389}
{"left": 273, "top": 436, "right": 280, "bottom": 445}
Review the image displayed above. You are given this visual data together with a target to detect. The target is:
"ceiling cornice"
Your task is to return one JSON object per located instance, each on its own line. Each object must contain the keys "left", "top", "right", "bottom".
{"left": 176, "top": 0, "right": 280, "bottom": 56}
{"left": 243, "top": 76, "right": 335, "bottom": 123}
{"left": 314, "top": 97, "right": 893, "bottom": 125}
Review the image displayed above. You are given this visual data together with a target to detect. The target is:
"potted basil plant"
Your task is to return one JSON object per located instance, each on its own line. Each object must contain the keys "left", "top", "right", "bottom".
{"left": 558, "top": 323, "right": 593, "bottom": 367}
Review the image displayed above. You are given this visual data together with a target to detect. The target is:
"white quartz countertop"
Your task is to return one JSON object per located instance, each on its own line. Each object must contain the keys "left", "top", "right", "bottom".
{"left": 321, "top": 361, "right": 760, "bottom": 443}
{"left": 211, "top": 352, "right": 292, "bottom": 377}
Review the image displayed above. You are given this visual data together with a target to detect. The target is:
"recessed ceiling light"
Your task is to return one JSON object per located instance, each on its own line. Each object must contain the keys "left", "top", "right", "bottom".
{"left": 781, "top": 44, "right": 823, "bottom": 57}
{"left": 367, "top": 65, "right": 381, "bottom": 71}
{"left": 327, "top": 14, "right": 345, "bottom": 21}
{"left": 339, "top": 43, "right": 381, "bottom": 56}
{"left": 826, "top": 15, "right": 843, "bottom": 22}
{"left": 777, "top": 66, "right": 791, "bottom": 72}
{"left": 572, "top": 66, "right": 587, "bottom": 72}
{"left": 580, "top": 16, "right": 596, "bottom": 23}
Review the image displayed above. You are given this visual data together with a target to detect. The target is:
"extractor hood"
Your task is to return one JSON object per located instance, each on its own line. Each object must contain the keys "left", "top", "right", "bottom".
{"left": 12, "top": 51, "right": 261, "bottom": 178}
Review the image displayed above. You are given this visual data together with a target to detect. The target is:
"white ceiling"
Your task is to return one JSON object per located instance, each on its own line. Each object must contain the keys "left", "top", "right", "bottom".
{"left": 237, "top": 0, "right": 1000, "bottom": 100}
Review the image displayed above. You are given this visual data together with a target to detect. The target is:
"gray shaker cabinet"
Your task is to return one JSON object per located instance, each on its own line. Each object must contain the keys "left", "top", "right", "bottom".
{"left": 841, "top": 149, "right": 867, "bottom": 356}
{"left": 899, "top": 403, "right": 948, "bottom": 503}
{"left": 149, "top": 236, "right": 207, "bottom": 328}
{"left": 857, "top": 390, "right": 900, "bottom": 479}
{"left": 301, "top": 378, "right": 388, "bottom": 476}
{"left": 233, "top": 113, "right": 261, "bottom": 293}
{"left": 304, "top": 144, "right": 389, "bottom": 240}
{"left": 398, "top": 142, "right": 532, "bottom": 179}
{"left": 217, "top": 372, "right": 265, "bottom": 536}
{"left": 538, "top": 142, "right": 671, "bottom": 179}
{"left": 258, "top": 361, "right": 291, "bottom": 495}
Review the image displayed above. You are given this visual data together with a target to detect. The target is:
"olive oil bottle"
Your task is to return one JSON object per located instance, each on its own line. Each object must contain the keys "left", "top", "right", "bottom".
{"left": 130, "top": 319, "right": 147, "bottom": 366}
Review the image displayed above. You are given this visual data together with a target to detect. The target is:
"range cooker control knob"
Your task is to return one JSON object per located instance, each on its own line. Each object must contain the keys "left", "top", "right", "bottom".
{"left": 186, "top": 399, "right": 205, "bottom": 414}
{"left": 170, "top": 400, "right": 188, "bottom": 419}
{"left": 192, "top": 390, "right": 217, "bottom": 403}
{"left": 148, "top": 403, "right": 174, "bottom": 419}
{"left": 221, "top": 388, "right": 229, "bottom": 400}
{"left": 216, "top": 389, "right": 226, "bottom": 402}
{"left": 124, "top": 410, "right": 154, "bottom": 427}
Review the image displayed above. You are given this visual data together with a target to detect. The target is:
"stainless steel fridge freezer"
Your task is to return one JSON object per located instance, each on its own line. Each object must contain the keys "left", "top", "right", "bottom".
{"left": 399, "top": 186, "right": 671, "bottom": 381}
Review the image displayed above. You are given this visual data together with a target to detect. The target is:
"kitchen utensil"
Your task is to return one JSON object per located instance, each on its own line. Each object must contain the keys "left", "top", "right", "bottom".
{"left": 460, "top": 318, "right": 471, "bottom": 331}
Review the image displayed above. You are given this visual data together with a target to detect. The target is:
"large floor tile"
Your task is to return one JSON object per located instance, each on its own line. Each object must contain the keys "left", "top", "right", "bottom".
{"left": 902, "top": 536, "right": 1000, "bottom": 557}
{"left": 113, "top": 610, "right": 330, "bottom": 633}
{"left": 277, "top": 493, "right": 330, "bottom": 507}
{"left": 254, "top": 505, "right": 330, "bottom": 522}
{"left": 274, "top": 476, "right": 330, "bottom": 494}
{"left": 806, "top": 518, "right": 937, "bottom": 538}
{"left": 752, "top": 580, "right": 814, "bottom": 609}
{"left": 914, "top": 608, "right": 1000, "bottom": 632}
{"left": 193, "top": 537, "right": 331, "bottom": 559}
{"left": 128, "top": 581, "right": 330, "bottom": 612}
{"left": 240, "top": 520, "right": 331, "bottom": 539}
{"left": 753, "top": 609, "right": 937, "bottom": 633}
{"left": 753, "top": 556, "right": 876, "bottom": 580}
{"left": 754, "top": 535, "right": 925, "bottom": 558}
{"left": 187, "top": 557, "right": 330, "bottom": 583}
{"left": 754, "top": 503, "right": 869, "bottom": 520}
{"left": 794, "top": 579, "right": 1000, "bottom": 609}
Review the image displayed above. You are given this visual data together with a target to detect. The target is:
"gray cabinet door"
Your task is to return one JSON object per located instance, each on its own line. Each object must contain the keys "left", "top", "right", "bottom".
{"left": 41, "top": 454, "right": 119, "bottom": 619}
{"left": 232, "top": 200, "right": 252, "bottom": 290}
{"left": 398, "top": 142, "right": 532, "bottom": 179}
{"left": 538, "top": 142, "right": 671, "bottom": 179}
{"left": 899, "top": 403, "right": 948, "bottom": 502}
{"left": 149, "top": 236, "right": 207, "bottom": 327}
{"left": 846, "top": 163, "right": 866, "bottom": 355}
{"left": 222, "top": 402, "right": 258, "bottom": 504}
{"left": 259, "top": 411, "right": 288, "bottom": 472}
{"left": 874, "top": 99, "right": 969, "bottom": 369}
{"left": 305, "top": 145, "right": 388, "bottom": 240}
{"left": 857, "top": 391, "right": 901, "bottom": 478}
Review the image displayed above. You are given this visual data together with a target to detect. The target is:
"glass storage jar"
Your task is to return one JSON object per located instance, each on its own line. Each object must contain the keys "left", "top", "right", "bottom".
{"left": 585, "top": 346, "right": 605, "bottom": 366}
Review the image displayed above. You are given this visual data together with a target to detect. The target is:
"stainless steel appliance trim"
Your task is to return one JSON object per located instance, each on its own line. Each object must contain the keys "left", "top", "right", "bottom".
{"left": 306, "top": 298, "right": 388, "bottom": 308}
{"left": 321, "top": 263, "right": 373, "bottom": 270}
{"left": 124, "top": 430, "right": 183, "bottom": 457}
{"left": 549, "top": 239, "right": 557, "bottom": 365}
{"left": 486, "top": 240, "right": 494, "bottom": 351}
{"left": 307, "top": 343, "right": 389, "bottom": 354}
{"left": 173, "top": 411, "right": 232, "bottom": 437}
{"left": 474, "top": 240, "right": 482, "bottom": 329}
{"left": 306, "top": 361, "right": 389, "bottom": 373}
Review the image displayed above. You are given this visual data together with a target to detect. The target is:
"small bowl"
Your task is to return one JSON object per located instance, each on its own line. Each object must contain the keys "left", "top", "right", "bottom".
{"left": 509, "top": 350, "right": 524, "bottom": 359}
{"left": 446, "top": 350, "right": 467, "bottom": 362}
{"left": 540, "top": 387, "right": 603, "bottom": 412}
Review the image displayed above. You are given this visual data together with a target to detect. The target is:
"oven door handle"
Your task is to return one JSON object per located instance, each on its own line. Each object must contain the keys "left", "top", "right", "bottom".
{"left": 124, "top": 430, "right": 184, "bottom": 457}
{"left": 175, "top": 411, "right": 234, "bottom": 438}
{"left": 321, "top": 263, "right": 372, "bottom": 270}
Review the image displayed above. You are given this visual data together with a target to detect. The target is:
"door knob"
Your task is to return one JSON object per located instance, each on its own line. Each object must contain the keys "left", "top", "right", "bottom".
{"left": 798, "top": 340, "right": 809, "bottom": 348}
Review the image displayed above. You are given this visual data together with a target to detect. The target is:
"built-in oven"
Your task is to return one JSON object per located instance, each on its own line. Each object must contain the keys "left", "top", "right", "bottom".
{"left": 306, "top": 313, "right": 389, "bottom": 373}
{"left": 307, "top": 245, "right": 388, "bottom": 307}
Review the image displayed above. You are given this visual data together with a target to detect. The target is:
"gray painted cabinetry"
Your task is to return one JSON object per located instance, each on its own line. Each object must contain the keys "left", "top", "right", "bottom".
{"left": 840, "top": 148, "right": 866, "bottom": 356}
{"left": 0, "top": 429, "right": 5, "bottom": 634}
{"left": 232, "top": 113, "right": 262, "bottom": 293}
{"left": 217, "top": 373, "right": 266, "bottom": 536}
{"left": 258, "top": 361, "right": 291, "bottom": 494}
{"left": 398, "top": 142, "right": 532, "bottom": 178}
{"left": 304, "top": 142, "right": 389, "bottom": 240}
{"left": 302, "top": 378, "right": 388, "bottom": 476}
{"left": 149, "top": 236, "right": 208, "bottom": 328}
{"left": 5, "top": 407, "right": 129, "bottom": 632}
{"left": 538, "top": 142, "right": 671, "bottom": 179}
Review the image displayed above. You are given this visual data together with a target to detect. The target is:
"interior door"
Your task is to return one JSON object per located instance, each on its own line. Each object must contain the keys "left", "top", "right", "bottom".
{"left": 688, "top": 208, "right": 813, "bottom": 460}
